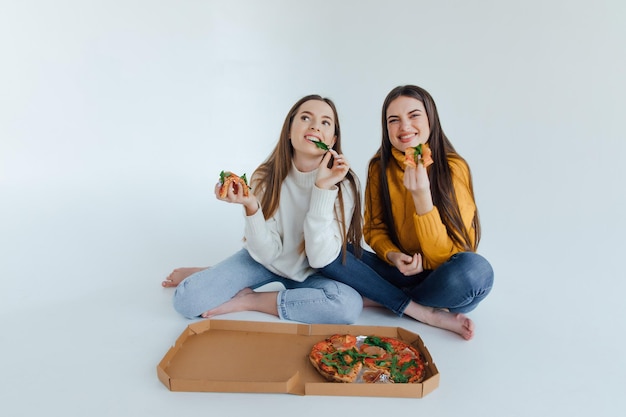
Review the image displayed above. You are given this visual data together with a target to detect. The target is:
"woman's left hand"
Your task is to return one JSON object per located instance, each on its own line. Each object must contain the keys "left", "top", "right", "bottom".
{"left": 315, "top": 150, "right": 350, "bottom": 189}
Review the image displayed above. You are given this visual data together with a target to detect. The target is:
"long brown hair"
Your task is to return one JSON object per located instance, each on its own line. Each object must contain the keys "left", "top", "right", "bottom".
{"left": 368, "top": 85, "right": 480, "bottom": 252}
{"left": 252, "top": 95, "right": 363, "bottom": 259}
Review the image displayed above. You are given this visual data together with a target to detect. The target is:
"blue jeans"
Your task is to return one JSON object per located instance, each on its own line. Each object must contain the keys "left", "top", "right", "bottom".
{"left": 172, "top": 248, "right": 363, "bottom": 324}
{"left": 320, "top": 247, "right": 493, "bottom": 315}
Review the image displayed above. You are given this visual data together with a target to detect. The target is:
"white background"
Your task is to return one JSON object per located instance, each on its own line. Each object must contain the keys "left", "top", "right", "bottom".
{"left": 1, "top": 0, "right": 625, "bottom": 415}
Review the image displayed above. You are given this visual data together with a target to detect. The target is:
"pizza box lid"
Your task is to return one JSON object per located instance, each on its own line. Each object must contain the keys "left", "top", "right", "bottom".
{"left": 157, "top": 319, "right": 439, "bottom": 398}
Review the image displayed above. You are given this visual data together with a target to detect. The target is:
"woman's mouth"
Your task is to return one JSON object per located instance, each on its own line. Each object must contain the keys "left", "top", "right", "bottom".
{"left": 398, "top": 132, "right": 417, "bottom": 143}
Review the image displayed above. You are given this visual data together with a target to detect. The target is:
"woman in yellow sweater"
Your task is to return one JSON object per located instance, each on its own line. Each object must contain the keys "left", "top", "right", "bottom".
{"left": 321, "top": 85, "right": 493, "bottom": 340}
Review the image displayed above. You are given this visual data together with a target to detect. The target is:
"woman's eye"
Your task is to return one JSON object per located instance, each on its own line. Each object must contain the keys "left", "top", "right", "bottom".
{"left": 388, "top": 119, "right": 398, "bottom": 124}
{"left": 301, "top": 115, "right": 310, "bottom": 121}
{"left": 322, "top": 120, "right": 331, "bottom": 126}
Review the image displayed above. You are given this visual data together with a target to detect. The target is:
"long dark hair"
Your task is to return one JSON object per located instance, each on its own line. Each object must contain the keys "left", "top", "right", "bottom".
{"left": 368, "top": 85, "right": 480, "bottom": 252}
{"left": 252, "top": 95, "right": 363, "bottom": 259}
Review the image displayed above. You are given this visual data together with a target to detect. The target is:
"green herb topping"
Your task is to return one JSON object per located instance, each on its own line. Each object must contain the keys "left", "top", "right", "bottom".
{"left": 363, "top": 336, "right": 393, "bottom": 352}
{"left": 320, "top": 348, "right": 372, "bottom": 375}
{"left": 313, "top": 140, "right": 329, "bottom": 151}
{"left": 409, "top": 143, "right": 424, "bottom": 159}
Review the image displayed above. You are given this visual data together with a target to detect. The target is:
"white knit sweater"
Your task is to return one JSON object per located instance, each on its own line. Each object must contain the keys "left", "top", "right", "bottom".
{"left": 243, "top": 163, "right": 355, "bottom": 282}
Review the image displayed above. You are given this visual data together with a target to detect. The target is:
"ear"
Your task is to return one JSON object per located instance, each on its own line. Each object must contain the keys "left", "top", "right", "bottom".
{"left": 330, "top": 135, "right": 337, "bottom": 149}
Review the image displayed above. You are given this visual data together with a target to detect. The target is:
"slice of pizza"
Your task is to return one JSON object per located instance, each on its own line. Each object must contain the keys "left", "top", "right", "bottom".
{"left": 393, "top": 344, "right": 426, "bottom": 383}
{"left": 309, "top": 337, "right": 363, "bottom": 383}
{"left": 360, "top": 336, "right": 395, "bottom": 373}
{"left": 360, "top": 336, "right": 426, "bottom": 383}
{"left": 218, "top": 170, "right": 250, "bottom": 198}
{"left": 404, "top": 143, "right": 433, "bottom": 168}
{"left": 382, "top": 338, "right": 426, "bottom": 383}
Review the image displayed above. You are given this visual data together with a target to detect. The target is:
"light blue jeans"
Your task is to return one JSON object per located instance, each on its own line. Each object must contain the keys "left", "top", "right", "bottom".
{"left": 172, "top": 249, "right": 363, "bottom": 324}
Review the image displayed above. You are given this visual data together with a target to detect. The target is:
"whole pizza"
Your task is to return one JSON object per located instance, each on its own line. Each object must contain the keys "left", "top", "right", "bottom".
{"left": 309, "top": 334, "right": 426, "bottom": 384}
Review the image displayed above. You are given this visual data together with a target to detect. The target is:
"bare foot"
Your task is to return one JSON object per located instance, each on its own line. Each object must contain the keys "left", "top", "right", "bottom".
{"left": 426, "top": 309, "right": 474, "bottom": 340}
{"left": 403, "top": 302, "right": 474, "bottom": 340}
{"left": 161, "top": 267, "right": 207, "bottom": 288}
{"left": 201, "top": 288, "right": 279, "bottom": 318}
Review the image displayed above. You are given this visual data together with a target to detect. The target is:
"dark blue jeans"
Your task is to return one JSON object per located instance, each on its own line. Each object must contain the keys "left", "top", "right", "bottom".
{"left": 320, "top": 246, "right": 493, "bottom": 315}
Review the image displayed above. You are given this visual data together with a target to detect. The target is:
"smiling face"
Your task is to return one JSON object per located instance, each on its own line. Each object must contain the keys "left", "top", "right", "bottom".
{"left": 386, "top": 95, "right": 431, "bottom": 152}
{"left": 289, "top": 99, "right": 337, "bottom": 157}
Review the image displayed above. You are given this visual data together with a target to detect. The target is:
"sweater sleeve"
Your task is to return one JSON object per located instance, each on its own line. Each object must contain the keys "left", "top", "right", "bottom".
{"left": 413, "top": 157, "right": 477, "bottom": 267}
{"left": 303, "top": 181, "right": 353, "bottom": 268}
{"left": 243, "top": 204, "right": 283, "bottom": 265}
{"left": 363, "top": 161, "right": 402, "bottom": 263}
{"left": 242, "top": 176, "right": 283, "bottom": 265}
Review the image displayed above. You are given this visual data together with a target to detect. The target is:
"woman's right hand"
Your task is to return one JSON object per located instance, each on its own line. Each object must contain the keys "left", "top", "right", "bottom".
{"left": 387, "top": 251, "right": 424, "bottom": 276}
{"left": 214, "top": 183, "right": 259, "bottom": 216}
{"left": 315, "top": 149, "right": 350, "bottom": 190}
{"left": 403, "top": 163, "right": 434, "bottom": 215}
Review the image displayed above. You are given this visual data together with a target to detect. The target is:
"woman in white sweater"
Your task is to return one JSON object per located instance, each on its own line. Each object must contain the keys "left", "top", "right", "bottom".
{"left": 164, "top": 95, "right": 364, "bottom": 324}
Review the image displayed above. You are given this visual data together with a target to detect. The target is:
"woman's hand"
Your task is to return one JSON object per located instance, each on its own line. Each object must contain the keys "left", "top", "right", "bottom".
{"left": 315, "top": 149, "right": 350, "bottom": 190}
{"left": 214, "top": 182, "right": 259, "bottom": 216}
{"left": 404, "top": 163, "right": 434, "bottom": 215}
{"left": 403, "top": 162, "right": 430, "bottom": 193}
{"left": 387, "top": 251, "right": 424, "bottom": 276}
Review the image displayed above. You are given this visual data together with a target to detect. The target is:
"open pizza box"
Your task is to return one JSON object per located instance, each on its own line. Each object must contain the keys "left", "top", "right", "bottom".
{"left": 157, "top": 319, "right": 439, "bottom": 398}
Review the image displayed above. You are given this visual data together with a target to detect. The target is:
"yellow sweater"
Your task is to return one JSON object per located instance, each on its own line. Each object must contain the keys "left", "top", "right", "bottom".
{"left": 364, "top": 147, "right": 477, "bottom": 270}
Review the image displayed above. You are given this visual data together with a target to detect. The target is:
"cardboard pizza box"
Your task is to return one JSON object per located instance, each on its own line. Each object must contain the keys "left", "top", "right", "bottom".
{"left": 157, "top": 319, "right": 439, "bottom": 398}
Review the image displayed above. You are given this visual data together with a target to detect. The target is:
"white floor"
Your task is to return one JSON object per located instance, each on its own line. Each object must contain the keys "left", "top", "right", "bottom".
{"left": 1, "top": 185, "right": 624, "bottom": 417}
